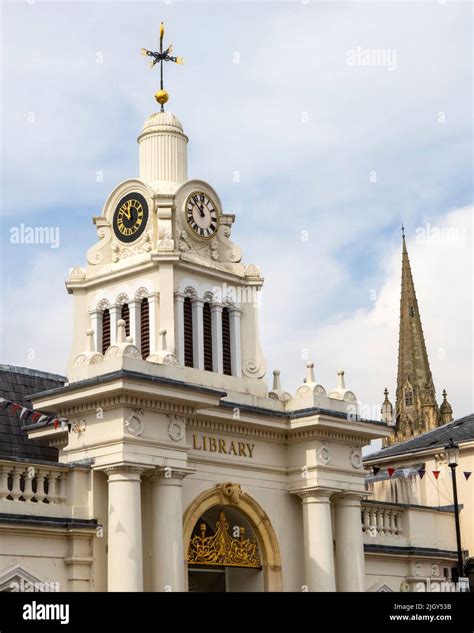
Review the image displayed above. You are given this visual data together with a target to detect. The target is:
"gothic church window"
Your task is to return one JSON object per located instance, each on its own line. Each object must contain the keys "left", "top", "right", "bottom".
{"left": 183, "top": 297, "right": 194, "bottom": 368}
{"left": 405, "top": 389, "right": 414, "bottom": 407}
{"left": 102, "top": 309, "right": 110, "bottom": 355}
{"left": 140, "top": 298, "right": 150, "bottom": 359}
{"left": 203, "top": 302, "right": 213, "bottom": 372}
{"left": 222, "top": 307, "right": 232, "bottom": 376}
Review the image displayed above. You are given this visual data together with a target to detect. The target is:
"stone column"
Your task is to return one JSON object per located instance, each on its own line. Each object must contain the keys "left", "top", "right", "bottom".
{"left": 191, "top": 298, "right": 204, "bottom": 370}
{"left": 147, "top": 292, "right": 159, "bottom": 355}
{"left": 89, "top": 310, "right": 102, "bottom": 353}
{"left": 150, "top": 468, "right": 187, "bottom": 592}
{"left": 106, "top": 466, "right": 144, "bottom": 592}
{"left": 334, "top": 493, "right": 366, "bottom": 591}
{"left": 300, "top": 489, "right": 336, "bottom": 592}
{"left": 228, "top": 306, "right": 242, "bottom": 377}
{"left": 210, "top": 303, "right": 223, "bottom": 374}
{"left": 174, "top": 293, "right": 185, "bottom": 365}
{"left": 128, "top": 299, "right": 141, "bottom": 350}
{"left": 109, "top": 305, "right": 121, "bottom": 345}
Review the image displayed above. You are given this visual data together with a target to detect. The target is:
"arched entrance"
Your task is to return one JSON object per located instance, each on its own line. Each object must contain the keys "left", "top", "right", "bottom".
{"left": 183, "top": 483, "right": 282, "bottom": 592}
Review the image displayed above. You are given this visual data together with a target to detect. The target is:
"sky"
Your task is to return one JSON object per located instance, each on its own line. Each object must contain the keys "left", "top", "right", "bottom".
{"left": 1, "top": 1, "right": 472, "bottom": 449}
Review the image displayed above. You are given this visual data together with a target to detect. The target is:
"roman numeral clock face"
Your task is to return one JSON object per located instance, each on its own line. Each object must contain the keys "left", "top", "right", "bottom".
{"left": 185, "top": 192, "right": 218, "bottom": 240}
{"left": 112, "top": 193, "right": 149, "bottom": 243}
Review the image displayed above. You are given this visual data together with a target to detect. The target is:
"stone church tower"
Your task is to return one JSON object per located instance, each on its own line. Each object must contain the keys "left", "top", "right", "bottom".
{"left": 382, "top": 231, "right": 453, "bottom": 446}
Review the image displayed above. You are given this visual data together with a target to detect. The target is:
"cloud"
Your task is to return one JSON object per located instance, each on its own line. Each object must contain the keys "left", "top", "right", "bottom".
{"left": 259, "top": 205, "right": 473, "bottom": 445}
{"left": 0, "top": 3, "right": 471, "bottom": 451}
{"left": 0, "top": 251, "right": 72, "bottom": 375}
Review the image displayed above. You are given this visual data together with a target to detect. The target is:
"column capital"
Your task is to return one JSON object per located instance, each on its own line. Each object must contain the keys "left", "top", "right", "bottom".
{"left": 297, "top": 488, "right": 335, "bottom": 503}
{"left": 102, "top": 464, "right": 147, "bottom": 480}
{"left": 146, "top": 466, "right": 195, "bottom": 485}
{"left": 333, "top": 492, "right": 367, "bottom": 506}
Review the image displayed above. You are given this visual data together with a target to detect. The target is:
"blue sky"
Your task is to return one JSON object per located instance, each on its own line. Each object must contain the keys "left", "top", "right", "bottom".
{"left": 1, "top": 1, "right": 472, "bottom": 426}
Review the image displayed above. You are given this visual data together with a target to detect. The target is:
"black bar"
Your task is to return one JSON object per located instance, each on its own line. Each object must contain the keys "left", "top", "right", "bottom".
{"left": 0, "top": 592, "right": 471, "bottom": 633}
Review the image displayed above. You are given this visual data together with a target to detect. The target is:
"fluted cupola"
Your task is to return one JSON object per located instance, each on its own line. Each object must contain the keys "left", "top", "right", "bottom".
{"left": 137, "top": 111, "right": 188, "bottom": 194}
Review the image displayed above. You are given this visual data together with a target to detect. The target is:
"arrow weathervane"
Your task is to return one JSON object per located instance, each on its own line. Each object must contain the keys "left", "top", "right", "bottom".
{"left": 141, "top": 22, "right": 184, "bottom": 112}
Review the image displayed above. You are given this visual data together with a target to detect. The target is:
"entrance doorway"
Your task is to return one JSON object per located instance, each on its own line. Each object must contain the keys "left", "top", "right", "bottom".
{"left": 187, "top": 506, "right": 264, "bottom": 592}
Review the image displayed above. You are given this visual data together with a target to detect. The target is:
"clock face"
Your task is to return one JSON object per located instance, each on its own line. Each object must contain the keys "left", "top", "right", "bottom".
{"left": 185, "top": 192, "right": 219, "bottom": 240}
{"left": 112, "top": 193, "right": 149, "bottom": 243}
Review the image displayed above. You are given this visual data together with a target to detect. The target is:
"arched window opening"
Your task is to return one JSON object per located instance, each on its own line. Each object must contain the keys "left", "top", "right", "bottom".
{"left": 203, "top": 302, "right": 213, "bottom": 372}
{"left": 405, "top": 389, "right": 414, "bottom": 407}
{"left": 222, "top": 307, "right": 232, "bottom": 376}
{"left": 184, "top": 297, "right": 193, "bottom": 368}
{"left": 102, "top": 309, "right": 110, "bottom": 355}
{"left": 121, "top": 303, "right": 130, "bottom": 337}
{"left": 140, "top": 298, "right": 150, "bottom": 360}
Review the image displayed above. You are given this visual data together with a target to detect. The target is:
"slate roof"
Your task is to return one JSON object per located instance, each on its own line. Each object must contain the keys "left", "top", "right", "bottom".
{"left": 364, "top": 413, "right": 474, "bottom": 463}
{"left": 0, "top": 365, "right": 65, "bottom": 462}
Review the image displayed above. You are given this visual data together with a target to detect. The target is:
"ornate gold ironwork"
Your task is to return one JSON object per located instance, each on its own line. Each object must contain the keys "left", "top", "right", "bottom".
{"left": 187, "top": 511, "right": 261, "bottom": 568}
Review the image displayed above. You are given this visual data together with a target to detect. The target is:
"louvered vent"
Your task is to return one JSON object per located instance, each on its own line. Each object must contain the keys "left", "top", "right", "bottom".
{"left": 102, "top": 309, "right": 110, "bottom": 355}
{"left": 140, "top": 298, "right": 150, "bottom": 359}
{"left": 121, "top": 303, "right": 130, "bottom": 337}
{"left": 222, "top": 307, "right": 232, "bottom": 376}
{"left": 203, "top": 302, "right": 213, "bottom": 372}
{"left": 184, "top": 297, "right": 194, "bottom": 367}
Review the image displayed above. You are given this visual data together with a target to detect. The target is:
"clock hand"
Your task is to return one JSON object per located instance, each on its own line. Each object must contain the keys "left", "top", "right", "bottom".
{"left": 192, "top": 196, "right": 206, "bottom": 218}
{"left": 122, "top": 201, "right": 132, "bottom": 220}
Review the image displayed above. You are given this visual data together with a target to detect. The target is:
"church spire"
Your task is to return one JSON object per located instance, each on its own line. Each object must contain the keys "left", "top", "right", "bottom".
{"left": 383, "top": 229, "right": 449, "bottom": 446}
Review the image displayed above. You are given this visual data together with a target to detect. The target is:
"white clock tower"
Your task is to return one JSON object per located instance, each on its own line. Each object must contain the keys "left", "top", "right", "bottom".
{"left": 67, "top": 108, "right": 268, "bottom": 395}
{"left": 27, "top": 34, "right": 389, "bottom": 593}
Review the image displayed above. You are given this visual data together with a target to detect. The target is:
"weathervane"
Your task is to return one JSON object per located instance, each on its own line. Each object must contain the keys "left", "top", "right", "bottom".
{"left": 141, "top": 22, "right": 183, "bottom": 112}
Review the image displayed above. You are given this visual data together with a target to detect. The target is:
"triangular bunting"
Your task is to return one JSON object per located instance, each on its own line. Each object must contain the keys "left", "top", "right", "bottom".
{"left": 387, "top": 468, "right": 395, "bottom": 477}
{"left": 432, "top": 470, "right": 440, "bottom": 480}
{"left": 19, "top": 407, "right": 29, "bottom": 420}
{"left": 402, "top": 468, "right": 411, "bottom": 478}
{"left": 418, "top": 469, "right": 426, "bottom": 479}
{"left": 9, "top": 403, "right": 22, "bottom": 414}
{"left": 373, "top": 466, "right": 380, "bottom": 476}
{"left": 464, "top": 472, "right": 471, "bottom": 481}
{"left": 53, "top": 419, "right": 59, "bottom": 430}
{"left": 38, "top": 415, "right": 48, "bottom": 424}
{"left": 30, "top": 412, "right": 41, "bottom": 422}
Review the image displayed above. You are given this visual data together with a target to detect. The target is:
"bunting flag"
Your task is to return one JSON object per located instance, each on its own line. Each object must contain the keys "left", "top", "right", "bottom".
{"left": 368, "top": 465, "right": 472, "bottom": 484}
{"left": 0, "top": 396, "right": 66, "bottom": 430}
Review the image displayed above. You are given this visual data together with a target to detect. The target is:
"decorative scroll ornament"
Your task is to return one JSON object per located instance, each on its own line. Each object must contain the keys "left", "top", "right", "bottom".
{"left": 187, "top": 511, "right": 261, "bottom": 569}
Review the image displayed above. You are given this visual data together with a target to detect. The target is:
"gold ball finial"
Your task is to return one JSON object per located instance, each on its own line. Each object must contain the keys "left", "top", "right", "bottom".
{"left": 155, "top": 89, "right": 169, "bottom": 106}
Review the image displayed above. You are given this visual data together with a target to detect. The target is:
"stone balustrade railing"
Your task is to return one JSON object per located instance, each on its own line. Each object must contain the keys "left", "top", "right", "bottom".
{"left": 361, "top": 501, "right": 404, "bottom": 537}
{"left": 0, "top": 461, "right": 69, "bottom": 505}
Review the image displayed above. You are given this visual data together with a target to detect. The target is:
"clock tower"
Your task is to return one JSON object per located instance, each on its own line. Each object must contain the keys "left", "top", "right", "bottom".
{"left": 66, "top": 108, "right": 267, "bottom": 393}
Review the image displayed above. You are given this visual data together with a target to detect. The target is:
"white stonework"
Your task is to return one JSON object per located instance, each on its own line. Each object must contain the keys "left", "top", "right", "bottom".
{"left": 0, "top": 107, "right": 465, "bottom": 595}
